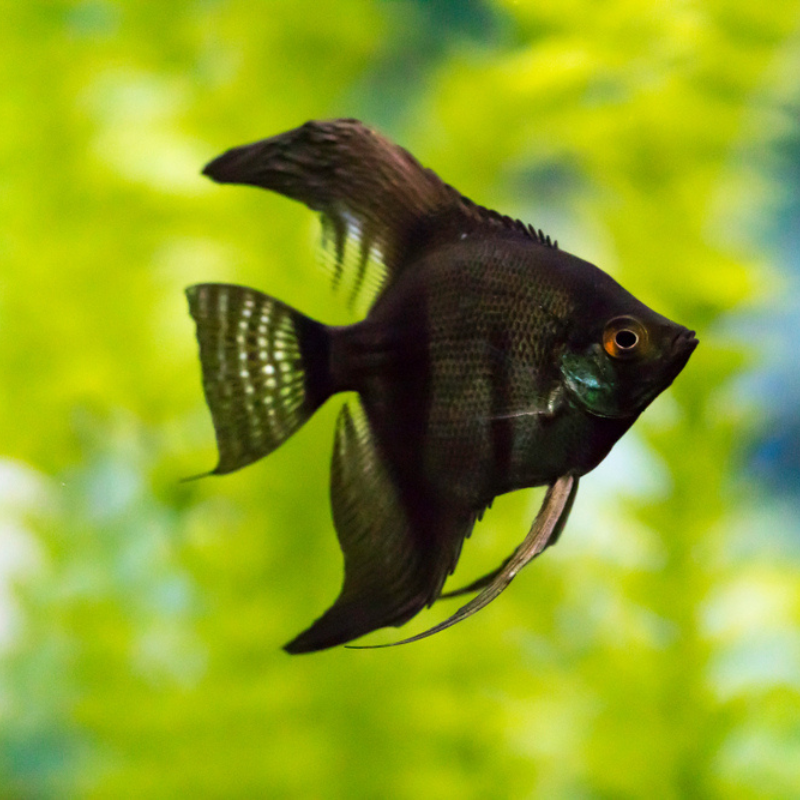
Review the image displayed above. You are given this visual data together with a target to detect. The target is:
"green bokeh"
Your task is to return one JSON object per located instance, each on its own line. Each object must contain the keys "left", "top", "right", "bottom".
{"left": 2, "top": 1, "right": 799, "bottom": 797}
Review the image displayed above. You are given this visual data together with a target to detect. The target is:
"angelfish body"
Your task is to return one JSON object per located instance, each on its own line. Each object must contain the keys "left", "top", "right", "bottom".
{"left": 187, "top": 120, "right": 698, "bottom": 653}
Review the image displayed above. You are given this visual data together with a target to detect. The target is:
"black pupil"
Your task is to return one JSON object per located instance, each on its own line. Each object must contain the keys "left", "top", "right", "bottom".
{"left": 615, "top": 329, "right": 638, "bottom": 349}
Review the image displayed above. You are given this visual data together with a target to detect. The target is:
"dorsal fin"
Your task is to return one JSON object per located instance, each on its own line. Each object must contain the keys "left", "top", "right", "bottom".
{"left": 203, "top": 119, "right": 557, "bottom": 312}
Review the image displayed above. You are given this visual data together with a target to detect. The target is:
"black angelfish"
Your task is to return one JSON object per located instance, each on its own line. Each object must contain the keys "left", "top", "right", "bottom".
{"left": 186, "top": 119, "right": 698, "bottom": 654}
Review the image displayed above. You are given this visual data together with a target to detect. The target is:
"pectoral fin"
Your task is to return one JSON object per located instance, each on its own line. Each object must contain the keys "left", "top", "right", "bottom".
{"left": 348, "top": 474, "right": 578, "bottom": 649}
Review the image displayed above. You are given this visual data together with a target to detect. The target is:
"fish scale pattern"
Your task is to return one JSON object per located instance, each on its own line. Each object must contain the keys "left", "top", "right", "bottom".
{"left": 420, "top": 244, "right": 571, "bottom": 502}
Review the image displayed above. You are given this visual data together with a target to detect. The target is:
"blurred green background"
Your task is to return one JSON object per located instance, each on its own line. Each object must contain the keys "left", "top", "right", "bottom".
{"left": 2, "top": 1, "right": 800, "bottom": 797}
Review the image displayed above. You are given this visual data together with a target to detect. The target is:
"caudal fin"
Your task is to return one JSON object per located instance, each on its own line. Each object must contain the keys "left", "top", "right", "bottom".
{"left": 186, "top": 283, "right": 332, "bottom": 475}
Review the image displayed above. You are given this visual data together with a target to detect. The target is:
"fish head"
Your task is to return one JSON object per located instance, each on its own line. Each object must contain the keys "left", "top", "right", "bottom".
{"left": 558, "top": 280, "right": 698, "bottom": 420}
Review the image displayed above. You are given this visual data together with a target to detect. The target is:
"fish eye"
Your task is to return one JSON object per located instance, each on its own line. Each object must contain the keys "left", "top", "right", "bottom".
{"left": 603, "top": 317, "right": 647, "bottom": 360}
{"left": 614, "top": 329, "right": 638, "bottom": 349}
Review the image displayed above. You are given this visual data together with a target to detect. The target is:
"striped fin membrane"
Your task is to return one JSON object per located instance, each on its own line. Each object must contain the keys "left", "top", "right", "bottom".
{"left": 286, "top": 401, "right": 480, "bottom": 653}
{"left": 285, "top": 401, "right": 415, "bottom": 652}
{"left": 318, "top": 211, "right": 388, "bottom": 318}
{"left": 186, "top": 283, "right": 329, "bottom": 475}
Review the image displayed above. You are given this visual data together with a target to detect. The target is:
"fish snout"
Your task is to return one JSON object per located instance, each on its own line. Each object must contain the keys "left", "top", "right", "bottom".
{"left": 672, "top": 327, "right": 699, "bottom": 356}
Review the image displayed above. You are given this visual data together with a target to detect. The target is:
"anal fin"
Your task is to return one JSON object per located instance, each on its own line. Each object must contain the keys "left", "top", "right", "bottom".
{"left": 284, "top": 401, "right": 477, "bottom": 654}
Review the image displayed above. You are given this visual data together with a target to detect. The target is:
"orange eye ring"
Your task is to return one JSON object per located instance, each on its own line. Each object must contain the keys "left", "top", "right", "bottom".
{"left": 603, "top": 316, "right": 647, "bottom": 360}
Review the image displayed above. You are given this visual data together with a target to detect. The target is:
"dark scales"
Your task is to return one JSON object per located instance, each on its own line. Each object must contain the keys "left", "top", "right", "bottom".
{"left": 186, "top": 119, "right": 697, "bottom": 652}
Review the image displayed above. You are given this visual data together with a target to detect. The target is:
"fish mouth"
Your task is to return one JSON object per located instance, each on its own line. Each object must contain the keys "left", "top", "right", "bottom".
{"left": 668, "top": 328, "right": 699, "bottom": 376}
{"left": 672, "top": 328, "right": 699, "bottom": 356}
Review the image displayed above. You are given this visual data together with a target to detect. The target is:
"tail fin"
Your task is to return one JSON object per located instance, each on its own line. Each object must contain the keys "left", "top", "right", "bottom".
{"left": 186, "top": 283, "right": 332, "bottom": 475}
